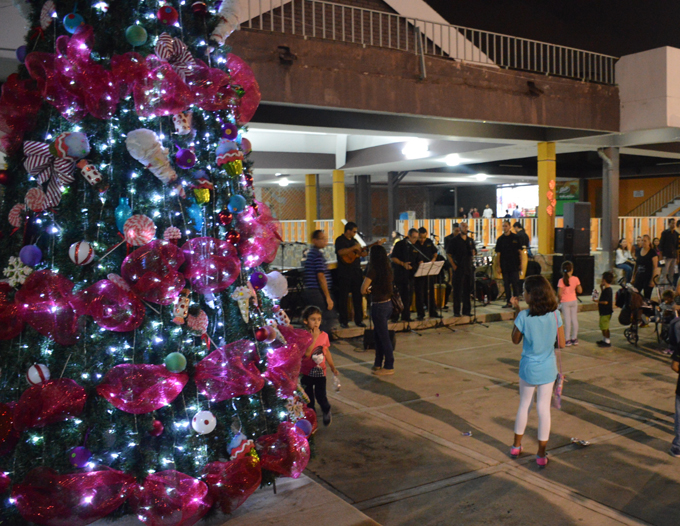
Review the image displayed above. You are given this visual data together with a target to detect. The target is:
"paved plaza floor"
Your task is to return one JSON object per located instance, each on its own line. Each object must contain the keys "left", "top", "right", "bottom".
{"left": 302, "top": 310, "right": 679, "bottom": 526}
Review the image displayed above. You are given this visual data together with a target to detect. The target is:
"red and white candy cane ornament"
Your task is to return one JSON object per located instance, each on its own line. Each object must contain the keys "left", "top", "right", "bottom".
{"left": 27, "top": 364, "right": 51, "bottom": 385}
{"left": 8, "top": 203, "right": 26, "bottom": 229}
{"left": 25, "top": 187, "right": 46, "bottom": 212}
{"left": 124, "top": 215, "right": 156, "bottom": 246}
{"left": 69, "top": 241, "right": 95, "bottom": 265}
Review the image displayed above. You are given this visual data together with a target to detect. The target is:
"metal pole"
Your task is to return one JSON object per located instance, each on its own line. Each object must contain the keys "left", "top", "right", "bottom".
{"left": 599, "top": 147, "right": 620, "bottom": 268}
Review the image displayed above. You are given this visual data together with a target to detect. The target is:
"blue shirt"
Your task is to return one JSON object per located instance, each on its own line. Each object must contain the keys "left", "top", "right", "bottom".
{"left": 304, "top": 246, "right": 332, "bottom": 290}
{"left": 514, "top": 309, "right": 562, "bottom": 385}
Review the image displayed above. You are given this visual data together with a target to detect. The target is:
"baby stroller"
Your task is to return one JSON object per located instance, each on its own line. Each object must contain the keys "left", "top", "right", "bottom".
{"left": 616, "top": 283, "right": 653, "bottom": 346}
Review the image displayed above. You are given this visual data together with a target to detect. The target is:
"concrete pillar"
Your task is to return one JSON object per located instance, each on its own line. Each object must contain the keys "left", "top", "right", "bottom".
{"left": 332, "top": 170, "right": 346, "bottom": 239}
{"left": 537, "top": 142, "right": 556, "bottom": 255}
{"left": 305, "top": 174, "right": 317, "bottom": 243}
{"left": 600, "top": 147, "right": 620, "bottom": 267}
{"left": 355, "top": 175, "right": 371, "bottom": 239}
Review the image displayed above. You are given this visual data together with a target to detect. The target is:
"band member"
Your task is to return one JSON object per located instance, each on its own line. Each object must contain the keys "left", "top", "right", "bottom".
{"left": 334, "top": 222, "right": 367, "bottom": 328}
{"left": 447, "top": 222, "right": 476, "bottom": 317}
{"left": 496, "top": 220, "right": 522, "bottom": 308}
{"left": 414, "top": 227, "right": 441, "bottom": 320}
{"left": 303, "top": 229, "right": 337, "bottom": 335}
{"left": 513, "top": 221, "right": 531, "bottom": 257}
{"left": 390, "top": 228, "right": 419, "bottom": 322}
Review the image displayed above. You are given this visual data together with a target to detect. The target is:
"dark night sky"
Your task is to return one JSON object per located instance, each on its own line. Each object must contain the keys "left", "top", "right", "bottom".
{"left": 424, "top": 0, "right": 680, "bottom": 57}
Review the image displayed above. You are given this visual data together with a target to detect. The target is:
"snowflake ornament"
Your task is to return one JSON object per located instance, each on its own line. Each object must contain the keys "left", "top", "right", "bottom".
{"left": 3, "top": 256, "right": 33, "bottom": 288}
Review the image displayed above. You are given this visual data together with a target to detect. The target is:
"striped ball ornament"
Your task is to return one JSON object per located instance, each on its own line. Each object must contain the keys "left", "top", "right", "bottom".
{"left": 69, "top": 241, "right": 95, "bottom": 266}
{"left": 27, "top": 364, "right": 50, "bottom": 386}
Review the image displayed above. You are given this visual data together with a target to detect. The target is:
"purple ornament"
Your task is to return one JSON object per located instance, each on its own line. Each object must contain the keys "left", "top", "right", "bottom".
{"left": 295, "top": 419, "right": 313, "bottom": 437}
{"left": 222, "top": 123, "right": 239, "bottom": 140}
{"left": 69, "top": 446, "right": 92, "bottom": 468}
{"left": 176, "top": 147, "right": 197, "bottom": 169}
{"left": 16, "top": 46, "right": 27, "bottom": 64}
{"left": 19, "top": 245, "right": 42, "bottom": 267}
{"left": 249, "top": 271, "right": 268, "bottom": 290}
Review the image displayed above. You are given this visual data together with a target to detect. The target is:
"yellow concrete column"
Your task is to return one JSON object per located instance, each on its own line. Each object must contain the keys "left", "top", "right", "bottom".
{"left": 332, "top": 170, "right": 346, "bottom": 240}
{"left": 537, "top": 142, "right": 556, "bottom": 255}
{"left": 305, "top": 174, "right": 317, "bottom": 243}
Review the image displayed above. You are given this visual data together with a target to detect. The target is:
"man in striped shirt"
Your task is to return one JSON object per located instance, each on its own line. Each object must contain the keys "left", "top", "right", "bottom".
{"left": 303, "top": 230, "right": 337, "bottom": 335}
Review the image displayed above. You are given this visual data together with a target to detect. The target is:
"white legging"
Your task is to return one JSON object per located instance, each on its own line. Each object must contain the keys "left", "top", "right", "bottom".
{"left": 560, "top": 300, "right": 578, "bottom": 340}
{"left": 514, "top": 378, "right": 555, "bottom": 441}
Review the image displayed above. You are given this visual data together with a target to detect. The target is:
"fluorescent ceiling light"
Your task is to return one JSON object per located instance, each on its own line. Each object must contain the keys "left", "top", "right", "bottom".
{"left": 475, "top": 173, "right": 488, "bottom": 181}
{"left": 278, "top": 177, "right": 290, "bottom": 187}
{"left": 445, "top": 154, "right": 461, "bottom": 166}
{"left": 402, "top": 139, "right": 429, "bottom": 160}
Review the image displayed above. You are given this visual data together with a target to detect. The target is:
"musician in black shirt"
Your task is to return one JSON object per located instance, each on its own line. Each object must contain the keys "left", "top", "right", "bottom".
{"left": 496, "top": 221, "right": 522, "bottom": 307}
{"left": 447, "top": 222, "right": 476, "bottom": 317}
{"left": 390, "top": 229, "right": 419, "bottom": 322}
{"left": 414, "top": 227, "right": 441, "bottom": 319}
{"left": 335, "top": 222, "right": 367, "bottom": 328}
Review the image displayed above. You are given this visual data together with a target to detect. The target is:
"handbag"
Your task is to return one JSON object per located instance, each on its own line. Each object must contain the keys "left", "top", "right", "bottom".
{"left": 391, "top": 285, "right": 404, "bottom": 316}
{"left": 552, "top": 311, "right": 564, "bottom": 410}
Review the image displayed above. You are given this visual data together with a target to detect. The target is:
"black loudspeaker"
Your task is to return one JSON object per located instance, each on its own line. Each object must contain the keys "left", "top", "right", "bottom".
{"left": 552, "top": 255, "right": 595, "bottom": 295}
{"left": 555, "top": 228, "right": 590, "bottom": 256}
{"left": 563, "top": 202, "right": 591, "bottom": 231}
{"left": 363, "top": 329, "right": 397, "bottom": 350}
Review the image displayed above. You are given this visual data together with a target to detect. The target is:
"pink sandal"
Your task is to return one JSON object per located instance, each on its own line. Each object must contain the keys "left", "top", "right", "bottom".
{"left": 509, "top": 446, "right": 523, "bottom": 458}
{"left": 536, "top": 455, "right": 549, "bottom": 467}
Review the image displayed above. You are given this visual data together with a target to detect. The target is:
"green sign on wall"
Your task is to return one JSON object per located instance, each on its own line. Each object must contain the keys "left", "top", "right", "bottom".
{"left": 555, "top": 180, "right": 579, "bottom": 216}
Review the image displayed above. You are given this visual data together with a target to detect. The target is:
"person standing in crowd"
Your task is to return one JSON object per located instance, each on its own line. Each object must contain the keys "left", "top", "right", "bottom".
{"left": 361, "top": 246, "right": 395, "bottom": 376}
{"left": 482, "top": 204, "right": 494, "bottom": 219}
{"left": 300, "top": 305, "right": 339, "bottom": 427}
{"left": 472, "top": 208, "right": 480, "bottom": 218}
{"left": 635, "top": 236, "right": 643, "bottom": 258}
{"left": 504, "top": 210, "right": 512, "bottom": 218}
{"left": 448, "top": 222, "right": 476, "bottom": 317}
{"left": 659, "top": 218, "right": 679, "bottom": 287}
{"left": 390, "top": 229, "right": 419, "bottom": 322}
{"left": 615, "top": 238, "right": 635, "bottom": 283}
{"left": 634, "top": 234, "right": 658, "bottom": 300}
{"left": 414, "top": 227, "right": 442, "bottom": 320}
{"left": 510, "top": 275, "right": 565, "bottom": 467}
{"left": 513, "top": 221, "right": 531, "bottom": 257}
{"left": 303, "top": 230, "right": 337, "bottom": 336}
{"left": 334, "top": 222, "right": 367, "bottom": 329}
{"left": 596, "top": 271, "right": 614, "bottom": 348}
{"left": 558, "top": 261, "right": 582, "bottom": 346}
{"left": 496, "top": 221, "right": 522, "bottom": 308}
{"left": 653, "top": 237, "right": 662, "bottom": 258}
{"left": 458, "top": 207, "right": 466, "bottom": 218}
{"left": 468, "top": 208, "right": 475, "bottom": 219}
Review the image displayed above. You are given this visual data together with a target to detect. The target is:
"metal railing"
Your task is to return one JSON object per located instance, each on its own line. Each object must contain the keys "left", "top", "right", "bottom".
{"left": 243, "top": 0, "right": 618, "bottom": 84}
{"left": 627, "top": 178, "right": 680, "bottom": 217}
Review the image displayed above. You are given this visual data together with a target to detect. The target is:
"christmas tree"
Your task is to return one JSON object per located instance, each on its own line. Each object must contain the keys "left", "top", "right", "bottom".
{"left": 0, "top": 1, "right": 315, "bottom": 524}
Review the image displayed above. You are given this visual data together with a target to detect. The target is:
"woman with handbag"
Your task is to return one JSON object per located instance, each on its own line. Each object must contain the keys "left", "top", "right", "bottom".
{"left": 509, "top": 275, "right": 566, "bottom": 467}
{"left": 361, "top": 245, "right": 395, "bottom": 376}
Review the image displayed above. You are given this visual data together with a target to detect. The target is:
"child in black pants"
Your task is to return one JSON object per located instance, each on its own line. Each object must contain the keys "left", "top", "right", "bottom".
{"left": 300, "top": 305, "right": 339, "bottom": 427}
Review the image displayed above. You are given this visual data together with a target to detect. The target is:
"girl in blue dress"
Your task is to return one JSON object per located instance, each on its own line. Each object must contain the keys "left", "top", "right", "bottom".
{"left": 510, "top": 275, "right": 566, "bottom": 467}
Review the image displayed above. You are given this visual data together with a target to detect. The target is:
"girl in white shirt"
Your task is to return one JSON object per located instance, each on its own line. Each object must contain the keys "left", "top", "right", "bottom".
{"left": 615, "top": 238, "right": 634, "bottom": 283}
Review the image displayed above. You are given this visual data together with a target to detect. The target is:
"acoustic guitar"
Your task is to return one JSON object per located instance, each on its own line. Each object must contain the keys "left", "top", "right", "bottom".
{"left": 340, "top": 238, "right": 387, "bottom": 265}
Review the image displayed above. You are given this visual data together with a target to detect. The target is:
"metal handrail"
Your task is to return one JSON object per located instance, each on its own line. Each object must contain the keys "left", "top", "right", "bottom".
{"left": 627, "top": 178, "right": 680, "bottom": 217}
{"left": 244, "top": 0, "right": 618, "bottom": 84}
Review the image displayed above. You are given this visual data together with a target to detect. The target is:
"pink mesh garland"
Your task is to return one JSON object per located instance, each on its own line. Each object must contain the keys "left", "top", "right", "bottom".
{"left": 0, "top": 283, "right": 23, "bottom": 340}
{"left": 129, "top": 470, "right": 212, "bottom": 526}
{"left": 237, "top": 201, "right": 282, "bottom": 268}
{"left": 194, "top": 339, "right": 264, "bottom": 402}
{"left": 0, "top": 74, "right": 42, "bottom": 155}
{"left": 225, "top": 54, "right": 261, "bottom": 124}
{"left": 12, "top": 467, "right": 135, "bottom": 526}
{"left": 263, "top": 325, "right": 312, "bottom": 398}
{"left": 121, "top": 240, "right": 186, "bottom": 306}
{"left": 132, "top": 57, "right": 194, "bottom": 117}
{"left": 96, "top": 364, "right": 188, "bottom": 414}
{"left": 73, "top": 278, "right": 145, "bottom": 332}
{"left": 13, "top": 379, "right": 87, "bottom": 432}
{"left": 181, "top": 237, "right": 240, "bottom": 295}
{"left": 256, "top": 422, "right": 310, "bottom": 479}
{"left": 15, "top": 270, "right": 80, "bottom": 346}
{"left": 203, "top": 456, "right": 262, "bottom": 514}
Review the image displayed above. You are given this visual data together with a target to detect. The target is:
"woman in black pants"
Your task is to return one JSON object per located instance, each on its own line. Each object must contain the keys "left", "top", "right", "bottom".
{"left": 633, "top": 234, "right": 658, "bottom": 300}
{"left": 361, "top": 245, "right": 395, "bottom": 376}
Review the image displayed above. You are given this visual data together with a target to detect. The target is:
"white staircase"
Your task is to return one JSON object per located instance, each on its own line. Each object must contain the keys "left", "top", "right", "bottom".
{"left": 655, "top": 198, "right": 680, "bottom": 217}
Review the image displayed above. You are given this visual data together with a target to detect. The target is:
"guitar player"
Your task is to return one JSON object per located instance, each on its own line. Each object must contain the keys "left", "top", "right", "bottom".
{"left": 335, "top": 222, "right": 368, "bottom": 329}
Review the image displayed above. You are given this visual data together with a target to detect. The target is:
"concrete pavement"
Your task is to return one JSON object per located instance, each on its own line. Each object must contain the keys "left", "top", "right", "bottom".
{"left": 305, "top": 309, "right": 679, "bottom": 526}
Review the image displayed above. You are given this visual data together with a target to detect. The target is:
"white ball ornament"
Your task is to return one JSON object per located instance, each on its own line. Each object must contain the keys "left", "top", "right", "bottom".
{"left": 69, "top": 241, "right": 95, "bottom": 266}
{"left": 192, "top": 410, "right": 217, "bottom": 435}
{"left": 27, "top": 364, "right": 51, "bottom": 386}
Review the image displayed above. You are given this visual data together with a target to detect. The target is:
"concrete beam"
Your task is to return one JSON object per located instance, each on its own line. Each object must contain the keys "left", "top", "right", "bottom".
{"left": 599, "top": 148, "right": 620, "bottom": 268}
